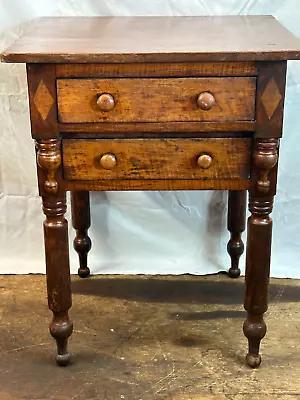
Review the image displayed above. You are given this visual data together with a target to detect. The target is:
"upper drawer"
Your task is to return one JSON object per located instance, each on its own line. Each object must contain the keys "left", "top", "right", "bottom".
{"left": 57, "top": 77, "right": 256, "bottom": 124}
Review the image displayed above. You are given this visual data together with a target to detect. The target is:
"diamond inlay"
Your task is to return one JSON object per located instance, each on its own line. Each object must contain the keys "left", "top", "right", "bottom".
{"left": 34, "top": 80, "right": 54, "bottom": 120}
{"left": 261, "top": 77, "right": 282, "bottom": 120}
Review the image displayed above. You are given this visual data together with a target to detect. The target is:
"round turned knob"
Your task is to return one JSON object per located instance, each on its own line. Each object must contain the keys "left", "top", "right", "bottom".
{"left": 96, "top": 93, "right": 115, "bottom": 112}
{"left": 197, "top": 92, "right": 215, "bottom": 111}
{"left": 99, "top": 153, "right": 117, "bottom": 170}
{"left": 197, "top": 154, "right": 213, "bottom": 169}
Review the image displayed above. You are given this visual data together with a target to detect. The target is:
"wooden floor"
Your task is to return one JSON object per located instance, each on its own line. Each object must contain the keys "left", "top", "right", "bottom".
{"left": 0, "top": 274, "right": 300, "bottom": 400}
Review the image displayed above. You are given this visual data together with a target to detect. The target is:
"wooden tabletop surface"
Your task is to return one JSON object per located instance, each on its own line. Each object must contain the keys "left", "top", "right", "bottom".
{"left": 2, "top": 15, "right": 300, "bottom": 63}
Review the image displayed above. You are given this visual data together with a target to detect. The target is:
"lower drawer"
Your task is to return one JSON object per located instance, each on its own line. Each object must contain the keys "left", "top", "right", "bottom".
{"left": 62, "top": 138, "right": 251, "bottom": 181}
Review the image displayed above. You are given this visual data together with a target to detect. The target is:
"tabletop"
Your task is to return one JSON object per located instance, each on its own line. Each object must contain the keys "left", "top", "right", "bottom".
{"left": 2, "top": 15, "right": 300, "bottom": 64}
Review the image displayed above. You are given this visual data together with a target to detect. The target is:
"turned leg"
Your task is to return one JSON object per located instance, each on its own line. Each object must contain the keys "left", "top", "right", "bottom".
{"left": 227, "top": 190, "right": 246, "bottom": 278}
{"left": 243, "top": 195, "right": 273, "bottom": 367}
{"left": 71, "top": 191, "right": 92, "bottom": 278}
{"left": 43, "top": 194, "right": 73, "bottom": 366}
{"left": 243, "top": 138, "right": 278, "bottom": 368}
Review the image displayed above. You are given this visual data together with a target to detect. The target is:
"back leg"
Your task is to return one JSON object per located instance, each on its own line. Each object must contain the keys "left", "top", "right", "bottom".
{"left": 71, "top": 191, "right": 92, "bottom": 278}
{"left": 227, "top": 190, "right": 246, "bottom": 279}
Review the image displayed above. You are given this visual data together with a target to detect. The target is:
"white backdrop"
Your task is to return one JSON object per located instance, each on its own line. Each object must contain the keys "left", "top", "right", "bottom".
{"left": 1, "top": 1, "right": 300, "bottom": 277}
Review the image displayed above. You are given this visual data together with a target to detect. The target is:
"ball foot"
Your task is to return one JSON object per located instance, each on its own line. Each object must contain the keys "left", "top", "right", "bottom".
{"left": 78, "top": 267, "right": 90, "bottom": 278}
{"left": 56, "top": 353, "right": 71, "bottom": 367}
{"left": 246, "top": 353, "right": 261, "bottom": 368}
{"left": 228, "top": 267, "right": 241, "bottom": 279}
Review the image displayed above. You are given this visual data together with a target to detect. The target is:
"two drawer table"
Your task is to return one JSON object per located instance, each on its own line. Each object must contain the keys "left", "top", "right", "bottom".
{"left": 2, "top": 15, "right": 300, "bottom": 368}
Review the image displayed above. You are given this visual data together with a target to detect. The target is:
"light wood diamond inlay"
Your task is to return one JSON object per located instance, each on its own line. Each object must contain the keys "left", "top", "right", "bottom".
{"left": 34, "top": 80, "right": 53, "bottom": 120}
{"left": 261, "top": 77, "right": 282, "bottom": 120}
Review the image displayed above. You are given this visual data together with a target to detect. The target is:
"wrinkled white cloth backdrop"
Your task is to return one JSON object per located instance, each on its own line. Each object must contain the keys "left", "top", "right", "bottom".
{"left": 0, "top": 1, "right": 300, "bottom": 277}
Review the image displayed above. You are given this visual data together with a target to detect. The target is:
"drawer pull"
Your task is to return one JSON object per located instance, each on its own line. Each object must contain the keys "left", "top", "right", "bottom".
{"left": 197, "top": 154, "right": 213, "bottom": 169}
{"left": 99, "top": 153, "right": 117, "bottom": 169}
{"left": 96, "top": 93, "right": 115, "bottom": 112}
{"left": 197, "top": 92, "right": 215, "bottom": 111}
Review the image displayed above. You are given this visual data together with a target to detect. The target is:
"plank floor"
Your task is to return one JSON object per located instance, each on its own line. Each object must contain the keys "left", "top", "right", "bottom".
{"left": 0, "top": 274, "right": 300, "bottom": 400}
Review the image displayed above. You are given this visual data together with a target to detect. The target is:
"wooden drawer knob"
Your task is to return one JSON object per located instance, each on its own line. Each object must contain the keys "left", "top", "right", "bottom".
{"left": 99, "top": 153, "right": 117, "bottom": 169}
{"left": 197, "top": 154, "right": 213, "bottom": 169}
{"left": 197, "top": 92, "right": 215, "bottom": 110}
{"left": 96, "top": 93, "right": 115, "bottom": 112}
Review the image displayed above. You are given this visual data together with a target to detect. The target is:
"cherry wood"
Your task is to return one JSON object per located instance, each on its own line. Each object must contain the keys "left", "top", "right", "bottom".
{"left": 64, "top": 179, "right": 250, "bottom": 192}
{"left": 59, "top": 121, "right": 255, "bottom": 134}
{"left": 243, "top": 138, "right": 279, "bottom": 368}
{"left": 26, "top": 64, "right": 59, "bottom": 139}
{"left": 244, "top": 194, "right": 274, "bottom": 368}
{"left": 2, "top": 16, "right": 300, "bottom": 63}
{"left": 253, "top": 140, "right": 279, "bottom": 193}
{"left": 255, "top": 61, "right": 287, "bottom": 138}
{"left": 57, "top": 77, "right": 256, "bottom": 123}
{"left": 62, "top": 138, "right": 251, "bottom": 181}
{"left": 36, "top": 139, "right": 61, "bottom": 195}
{"left": 42, "top": 194, "right": 72, "bottom": 366}
{"left": 2, "top": 15, "right": 296, "bottom": 368}
{"left": 71, "top": 191, "right": 91, "bottom": 279}
{"left": 35, "top": 139, "right": 65, "bottom": 198}
{"left": 56, "top": 62, "right": 258, "bottom": 78}
{"left": 227, "top": 191, "right": 246, "bottom": 279}
{"left": 61, "top": 131, "right": 252, "bottom": 140}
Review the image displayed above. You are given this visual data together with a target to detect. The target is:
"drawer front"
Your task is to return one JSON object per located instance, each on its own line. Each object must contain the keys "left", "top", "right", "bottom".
{"left": 62, "top": 138, "right": 251, "bottom": 181}
{"left": 57, "top": 77, "right": 256, "bottom": 124}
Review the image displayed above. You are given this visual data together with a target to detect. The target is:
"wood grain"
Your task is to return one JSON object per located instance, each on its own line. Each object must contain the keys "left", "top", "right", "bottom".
{"left": 255, "top": 61, "right": 287, "bottom": 138}
{"left": 59, "top": 121, "right": 255, "bottom": 134}
{"left": 62, "top": 138, "right": 251, "bottom": 181}
{"left": 57, "top": 77, "right": 256, "bottom": 123}
{"left": 63, "top": 179, "right": 250, "bottom": 191}
{"left": 42, "top": 194, "right": 72, "bottom": 366}
{"left": 26, "top": 64, "right": 59, "bottom": 139}
{"left": 2, "top": 16, "right": 300, "bottom": 63}
{"left": 56, "top": 62, "right": 258, "bottom": 78}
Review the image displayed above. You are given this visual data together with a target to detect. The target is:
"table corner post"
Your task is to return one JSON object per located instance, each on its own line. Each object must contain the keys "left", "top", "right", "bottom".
{"left": 36, "top": 138, "right": 73, "bottom": 366}
{"left": 243, "top": 138, "right": 279, "bottom": 368}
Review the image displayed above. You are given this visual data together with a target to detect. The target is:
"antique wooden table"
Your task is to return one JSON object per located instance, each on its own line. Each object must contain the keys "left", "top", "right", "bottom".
{"left": 2, "top": 16, "right": 300, "bottom": 368}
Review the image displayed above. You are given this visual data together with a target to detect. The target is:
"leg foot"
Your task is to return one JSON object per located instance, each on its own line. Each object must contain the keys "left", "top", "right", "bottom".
{"left": 71, "top": 191, "right": 92, "bottom": 278}
{"left": 243, "top": 314, "right": 266, "bottom": 368}
{"left": 246, "top": 353, "right": 261, "bottom": 368}
{"left": 56, "top": 353, "right": 71, "bottom": 367}
{"left": 228, "top": 263, "right": 241, "bottom": 279}
{"left": 227, "top": 191, "right": 246, "bottom": 279}
{"left": 50, "top": 311, "right": 73, "bottom": 366}
{"left": 78, "top": 264, "right": 91, "bottom": 279}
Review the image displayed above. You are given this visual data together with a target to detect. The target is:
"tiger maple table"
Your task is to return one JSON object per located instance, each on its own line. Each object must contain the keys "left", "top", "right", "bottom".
{"left": 2, "top": 16, "right": 300, "bottom": 368}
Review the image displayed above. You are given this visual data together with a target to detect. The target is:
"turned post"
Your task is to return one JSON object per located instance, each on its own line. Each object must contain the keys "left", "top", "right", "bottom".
{"left": 37, "top": 139, "right": 73, "bottom": 366}
{"left": 243, "top": 138, "right": 278, "bottom": 368}
{"left": 71, "top": 191, "right": 92, "bottom": 278}
{"left": 227, "top": 190, "right": 246, "bottom": 278}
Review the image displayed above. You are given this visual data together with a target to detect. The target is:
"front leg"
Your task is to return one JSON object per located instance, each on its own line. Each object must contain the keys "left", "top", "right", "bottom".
{"left": 243, "top": 195, "right": 273, "bottom": 367}
{"left": 243, "top": 139, "right": 278, "bottom": 368}
{"left": 37, "top": 139, "right": 73, "bottom": 366}
{"left": 43, "top": 194, "right": 73, "bottom": 366}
